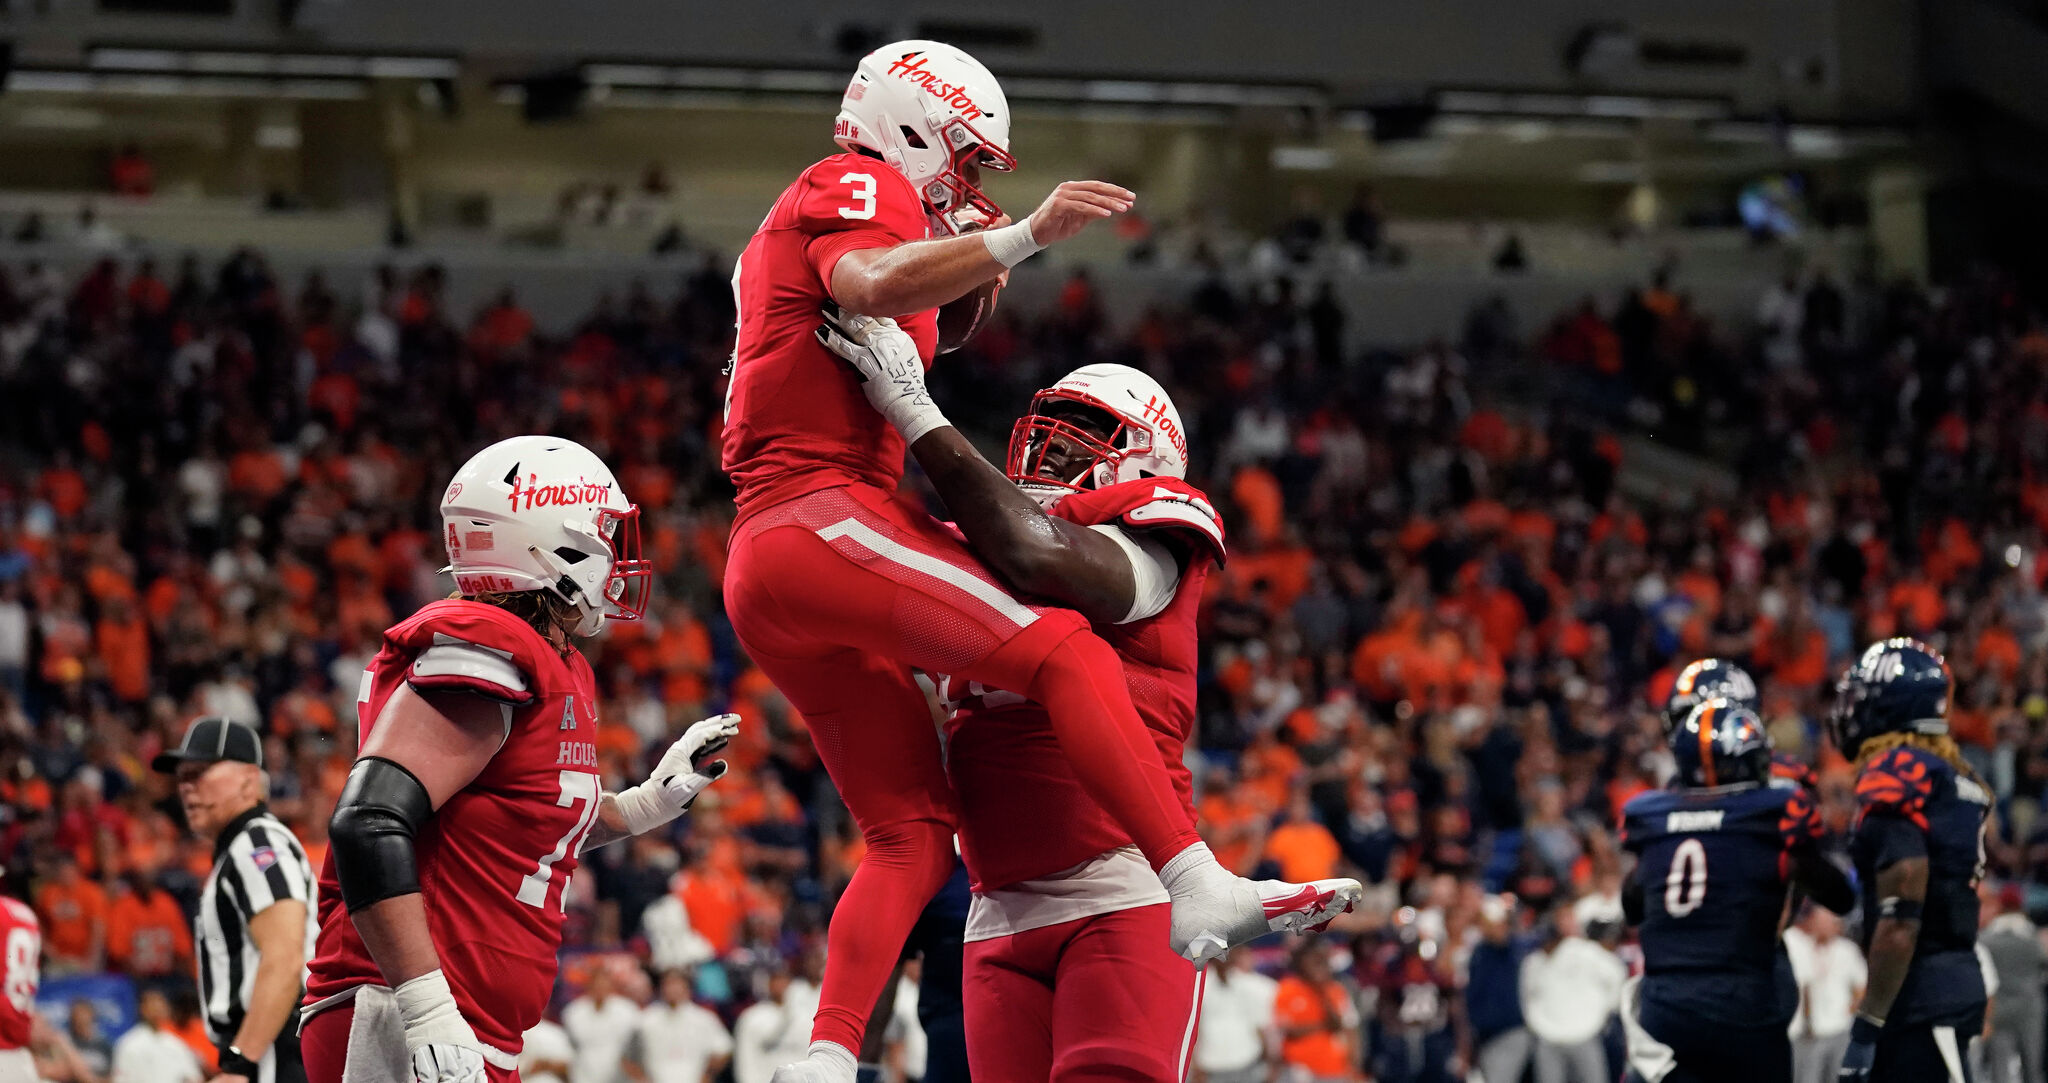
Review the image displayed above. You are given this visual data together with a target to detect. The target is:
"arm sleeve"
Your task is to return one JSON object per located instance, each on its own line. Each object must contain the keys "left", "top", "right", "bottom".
{"left": 796, "top": 164, "right": 929, "bottom": 298}
{"left": 1088, "top": 523, "right": 1183, "bottom": 623}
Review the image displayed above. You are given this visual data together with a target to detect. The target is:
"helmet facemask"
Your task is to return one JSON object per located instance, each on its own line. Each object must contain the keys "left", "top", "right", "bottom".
{"left": 1006, "top": 392, "right": 1141, "bottom": 505}
{"left": 533, "top": 504, "right": 652, "bottom": 637}
{"left": 922, "top": 115, "right": 1013, "bottom": 235}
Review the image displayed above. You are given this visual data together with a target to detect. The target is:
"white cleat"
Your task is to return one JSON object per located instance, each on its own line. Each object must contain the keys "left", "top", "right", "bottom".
{"left": 1170, "top": 875, "right": 1365, "bottom": 964}
{"left": 1256, "top": 877, "right": 1365, "bottom": 936}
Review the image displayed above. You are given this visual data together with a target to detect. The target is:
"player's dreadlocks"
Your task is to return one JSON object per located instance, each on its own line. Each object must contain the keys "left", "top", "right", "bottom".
{"left": 1857, "top": 730, "right": 1985, "bottom": 787}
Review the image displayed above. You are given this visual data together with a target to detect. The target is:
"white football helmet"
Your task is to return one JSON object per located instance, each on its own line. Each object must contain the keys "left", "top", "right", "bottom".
{"left": 1006, "top": 363, "right": 1189, "bottom": 504}
{"left": 438, "top": 435, "right": 651, "bottom": 637}
{"left": 834, "top": 39, "right": 1015, "bottom": 234}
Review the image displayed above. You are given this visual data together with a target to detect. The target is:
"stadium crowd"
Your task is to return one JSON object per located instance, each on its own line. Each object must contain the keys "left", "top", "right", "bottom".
{"left": 2, "top": 241, "right": 2048, "bottom": 1083}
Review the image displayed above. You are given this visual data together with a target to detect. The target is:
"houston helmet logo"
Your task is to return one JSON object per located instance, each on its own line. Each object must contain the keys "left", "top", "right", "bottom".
{"left": 1138, "top": 395, "right": 1187, "bottom": 460}
{"left": 506, "top": 473, "right": 613, "bottom": 512}
{"left": 885, "top": 53, "right": 987, "bottom": 121}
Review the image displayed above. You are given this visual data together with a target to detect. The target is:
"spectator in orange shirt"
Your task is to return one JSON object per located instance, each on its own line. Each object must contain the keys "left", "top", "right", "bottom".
{"left": 1265, "top": 793, "right": 1342, "bottom": 884}
{"left": 106, "top": 869, "right": 192, "bottom": 979}
{"left": 1274, "top": 940, "right": 1360, "bottom": 1081}
{"left": 95, "top": 594, "right": 151, "bottom": 705}
{"left": 35, "top": 853, "right": 107, "bottom": 974}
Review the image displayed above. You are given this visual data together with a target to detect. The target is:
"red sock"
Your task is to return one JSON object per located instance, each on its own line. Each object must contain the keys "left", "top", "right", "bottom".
{"left": 1024, "top": 631, "right": 1201, "bottom": 870}
{"left": 809, "top": 819, "right": 956, "bottom": 1053}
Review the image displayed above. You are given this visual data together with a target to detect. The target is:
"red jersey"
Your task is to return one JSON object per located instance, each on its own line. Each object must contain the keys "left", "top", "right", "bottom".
{"left": 305, "top": 600, "right": 603, "bottom": 1055}
{"left": 0, "top": 896, "right": 39, "bottom": 1051}
{"left": 942, "top": 478, "right": 1226, "bottom": 891}
{"left": 723, "top": 152, "right": 940, "bottom": 516}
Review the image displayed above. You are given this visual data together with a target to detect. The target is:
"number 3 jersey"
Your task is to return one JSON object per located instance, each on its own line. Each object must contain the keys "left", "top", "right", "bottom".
{"left": 1849, "top": 743, "right": 1991, "bottom": 1026}
{"left": 305, "top": 599, "right": 603, "bottom": 1057}
{"left": 723, "top": 152, "right": 941, "bottom": 518}
{"left": 1621, "top": 782, "right": 1826, "bottom": 1026}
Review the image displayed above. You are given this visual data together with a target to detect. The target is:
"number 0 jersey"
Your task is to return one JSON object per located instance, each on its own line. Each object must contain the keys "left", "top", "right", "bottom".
{"left": 0, "top": 896, "right": 40, "bottom": 1051}
{"left": 304, "top": 600, "right": 603, "bottom": 1058}
{"left": 723, "top": 152, "right": 941, "bottom": 518}
{"left": 1849, "top": 744, "right": 1991, "bottom": 1026}
{"left": 1621, "top": 782, "right": 1824, "bottom": 1026}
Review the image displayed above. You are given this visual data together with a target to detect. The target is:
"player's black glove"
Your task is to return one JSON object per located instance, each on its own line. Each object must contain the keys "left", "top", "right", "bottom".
{"left": 1836, "top": 1015, "right": 1880, "bottom": 1082}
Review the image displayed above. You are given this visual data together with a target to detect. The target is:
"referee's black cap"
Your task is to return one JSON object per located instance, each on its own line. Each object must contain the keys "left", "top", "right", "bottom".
{"left": 152, "top": 716, "right": 265, "bottom": 774}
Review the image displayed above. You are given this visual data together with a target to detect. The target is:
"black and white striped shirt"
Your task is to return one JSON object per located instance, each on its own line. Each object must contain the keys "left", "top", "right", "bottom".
{"left": 196, "top": 804, "right": 317, "bottom": 1082}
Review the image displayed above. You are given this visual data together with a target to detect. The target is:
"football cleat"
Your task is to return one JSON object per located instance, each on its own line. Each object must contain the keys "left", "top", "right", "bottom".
{"left": 1258, "top": 877, "right": 1366, "bottom": 935}
{"left": 1172, "top": 875, "right": 1365, "bottom": 964}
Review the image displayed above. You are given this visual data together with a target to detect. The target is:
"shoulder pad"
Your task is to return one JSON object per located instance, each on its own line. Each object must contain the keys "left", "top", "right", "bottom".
{"left": 1769, "top": 754, "right": 1820, "bottom": 795}
{"left": 796, "top": 153, "right": 925, "bottom": 238}
{"left": 386, "top": 600, "right": 546, "bottom": 705}
{"left": 411, "top": 638, "right": 534, "bottom": 704}
{"left": 1054, "top": 479, "right": 1225, "bottom": 563}
{"left": 1855, "top": 746, "right": 1938, "bottom": 831}
{"left": 0, "top": 897, "right": 36, "bottom": 927}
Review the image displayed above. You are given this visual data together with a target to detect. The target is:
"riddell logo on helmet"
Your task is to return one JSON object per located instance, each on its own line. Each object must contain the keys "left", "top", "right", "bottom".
{"left": 1138, "top": 395, "right": 1187, "bottom": 459}
{"left": 506, "top": 473, "right": 613, "bottom": 512}
{"left": 885, "top": 53, "right": 986, "bottom": 121}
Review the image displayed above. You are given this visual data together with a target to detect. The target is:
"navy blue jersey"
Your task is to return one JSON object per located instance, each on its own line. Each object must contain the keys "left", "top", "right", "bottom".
{"left": 1622, "top": 782, "right": 1822, "bottom": 1025}
{"left": 1850, "top": 744, "right": 1991, "bottom": 1025}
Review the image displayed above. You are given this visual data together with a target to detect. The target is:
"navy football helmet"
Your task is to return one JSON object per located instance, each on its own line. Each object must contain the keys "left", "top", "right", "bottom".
{"left": 1670, "top": 698, "right": 1773, "bottom": 789}
{"left": 1827, "top": 637, "right": 1951, "bottom": 759}
{"left": 1663, "top": 657, "right": 1760, "bottom": 735}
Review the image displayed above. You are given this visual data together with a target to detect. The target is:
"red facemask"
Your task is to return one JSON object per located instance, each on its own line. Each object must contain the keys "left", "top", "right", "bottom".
{"left": 598, "top": 505, "right": 653, "bottom": 622}
{"left": 1004, "top": 389, "right": 1140, "bottom": 493}
{"left": 924, "top": 114, "right": 1014, "bottom": 234}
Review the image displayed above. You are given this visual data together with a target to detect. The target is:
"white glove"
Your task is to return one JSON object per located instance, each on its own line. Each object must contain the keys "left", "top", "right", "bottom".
{"left": 394, "top": 970, "right": 488, "bottom": 1083}
{"left": 815, "top": 305, "right": 950, "bottom": 445}
{"left": 610, "top": 713, "right": 739, "bottom": 835}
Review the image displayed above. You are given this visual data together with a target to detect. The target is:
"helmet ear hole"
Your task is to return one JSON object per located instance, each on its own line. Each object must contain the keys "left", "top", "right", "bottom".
{"left": 553, "top": 547, "right": 591, "bottom": 565}
{"left": 898, "top": 125, "right": 929, "bottom": 149}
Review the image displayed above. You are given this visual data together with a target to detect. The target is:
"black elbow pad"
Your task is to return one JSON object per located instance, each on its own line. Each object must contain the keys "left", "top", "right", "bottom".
{"left": 329, "top": 756, "right": 433, "bottom": 913}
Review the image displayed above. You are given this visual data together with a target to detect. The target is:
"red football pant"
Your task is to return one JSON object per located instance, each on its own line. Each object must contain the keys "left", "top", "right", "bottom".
{"left": 963, "top": 903, "right": 1205, "bottom": 1083}
{"left": 302, "top": 999, "right": 521, "bottom": 1083}
{"left": 727, "top": 484, "right": 1199, "bottom": 1052}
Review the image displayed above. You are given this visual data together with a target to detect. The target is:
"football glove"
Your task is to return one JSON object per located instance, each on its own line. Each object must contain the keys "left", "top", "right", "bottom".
{"left": 815, "top": 304, "right": 950, "bottom": 445}
{"left": 1836, "top": 1015, "right": 1880, "bottom": 1082}
{"left": 612, "top": 713, "right": 739, "bottom": 836}
{"left": 395, "top": 970, "right": 489, "bottom": 1083}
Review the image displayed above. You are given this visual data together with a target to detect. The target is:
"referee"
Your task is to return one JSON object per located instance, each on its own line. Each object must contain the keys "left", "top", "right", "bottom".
{"left": 154, "top": 717, "right": 316, "bottom": 1083}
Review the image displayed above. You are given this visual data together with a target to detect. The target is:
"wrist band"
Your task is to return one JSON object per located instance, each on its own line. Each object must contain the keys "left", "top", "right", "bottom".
{"left": 981, "top": 219, "right": 1043, "bottom": 268}
{"left": 895, "top": 407, "right": 952, "bottom": 447}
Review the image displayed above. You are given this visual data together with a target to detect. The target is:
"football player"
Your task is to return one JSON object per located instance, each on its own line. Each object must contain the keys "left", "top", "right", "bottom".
{"left": 1661, "top": 657, "right": 1760, "bottom": 733}
{"left": 1664, "top": 656, "right": 1818, "bottom": 793}
{"left": 301, "top": 436, "right": 739, "bottom": 1083}
{"left": 0, "top": 873, "right": 42, "bottom": 1083}
{"left": 722, "top": 39, "right": 1282, "bottom": 1083}
{"left": 1829, "top": 639, "right": 1991, "bottom": 1083}
{"left": 818, "top": 314, "right": 1362, "bottom": 1081}
{"left": 1619, "top": 699, "right": 1853, "bottom": 1083}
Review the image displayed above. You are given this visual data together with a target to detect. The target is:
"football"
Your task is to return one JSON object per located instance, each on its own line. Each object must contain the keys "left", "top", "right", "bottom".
{"left": 936, "top": 276, "right": 1002, "bottom": 354}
